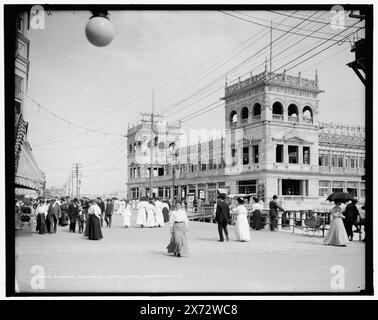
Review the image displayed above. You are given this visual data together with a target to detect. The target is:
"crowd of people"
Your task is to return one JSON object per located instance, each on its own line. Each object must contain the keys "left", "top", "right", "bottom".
{"left": 16, "top": 192, "right": 364, "bottom": 257}
{"left": 33, "top": 197, "right": 107, "bottom": 240}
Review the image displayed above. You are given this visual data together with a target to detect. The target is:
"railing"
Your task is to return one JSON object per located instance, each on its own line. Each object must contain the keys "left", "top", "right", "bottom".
{"left": 272, "top": 114, "right": 284, "bottom": 120}
{"left": 188, "top": 207, "right": 365, "bottom": 241}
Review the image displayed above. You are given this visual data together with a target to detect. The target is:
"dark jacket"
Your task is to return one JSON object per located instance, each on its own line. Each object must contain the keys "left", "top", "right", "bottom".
{"left": 215, "top": 200, "right": 230, "bottom": 223}
{"left": 48, "top": 203, "right": 61, "bottom": 219}
{"left": 105, "top": 202, "right": 114, "bottom": 216}
{"left": 269, "top": 200, "right": 284, "bottom": 217}
{"left": 68, "top": 203, "right": 79, "bottom": 222}
{"left": 344, "top": 202, "right": 359, "bottom": 223}
{"left": 98, "top": 201, "right": 106, "bottom": 213}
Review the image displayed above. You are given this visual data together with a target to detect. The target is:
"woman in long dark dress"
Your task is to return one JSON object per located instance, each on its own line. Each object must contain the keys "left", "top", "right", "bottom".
{"left": 251, "top": 197, "right": 264, "bottom": 230}
{"left": 167, "top": 202, "right": 189, "bottom": 257}
{"left": 35, "top": 200, "right": 48, "bottom": 234}
{"left": 86, "top": 200, "right": 103, "bottom": 240}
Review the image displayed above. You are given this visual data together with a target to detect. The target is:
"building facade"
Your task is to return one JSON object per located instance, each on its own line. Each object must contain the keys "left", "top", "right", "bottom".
{"left": 126, "top": 67, "right": 365, "bottom": 210}
{"left": 15, "top": 11, "right": 45, "bottom": 197}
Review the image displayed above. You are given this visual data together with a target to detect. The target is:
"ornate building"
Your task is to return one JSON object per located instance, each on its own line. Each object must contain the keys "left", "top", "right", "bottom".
{"left": 126, "top": 66, "right": 365, "bottom": 210}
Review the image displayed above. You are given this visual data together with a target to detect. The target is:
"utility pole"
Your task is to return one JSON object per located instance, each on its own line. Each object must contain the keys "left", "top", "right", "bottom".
{"left": 72, "top": 163, "right": 83, "bottom": 198}
{"left": 71, "top": 170, "right": 74, "bottom": 197}
{"left": 270, "top": 19, "right": 273, "bottom": 73}
{"left": 139, "top": 91, "right": 163, "bottom": 199}
{"left": 150, "top": 89, "right": 154, "bottom": 199}
{"left": 347, "top": 10, "right": 367, "bottom": 85}
{"left": 68, "top": 174, "right": 71, "bottom": 196}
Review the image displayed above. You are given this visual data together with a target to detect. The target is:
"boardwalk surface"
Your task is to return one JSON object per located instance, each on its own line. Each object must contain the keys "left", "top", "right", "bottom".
{"left": 15, "top": 211, "right": 365, "bottom": 293}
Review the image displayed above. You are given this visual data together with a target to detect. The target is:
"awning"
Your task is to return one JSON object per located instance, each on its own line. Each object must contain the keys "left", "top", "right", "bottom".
{"left": 15, "top": 140, "right": 45, "bottom": 191}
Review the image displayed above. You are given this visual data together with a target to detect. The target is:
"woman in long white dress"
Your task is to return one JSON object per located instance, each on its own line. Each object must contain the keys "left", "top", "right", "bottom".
{"left": 145, "top": 200, "right": 157, "bottom": 227}
{"left": 154, "top": 198, "right": 165, "bottom": 227}
{"left": 232, "top": 197, "right": 251, "bottom": 242}
{"left": 136, "top": 197, "right": 147, "bottom": 227}
{"left": 324, "top": 200, "right": 349, "bottom": 246}
{"left": 121, "top": 200, "right": 132, "bottom": 228}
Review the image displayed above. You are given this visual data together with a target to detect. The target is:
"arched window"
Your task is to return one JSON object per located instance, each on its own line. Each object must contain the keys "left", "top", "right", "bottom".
{"left": 253, "top": 103, "right": 261, "bottom": 119}
{"left": 241, "top": 107, "right": 249, "bottom": 121}
{"left": 288, "top": 104, "right": 299, "bottom": 122}
{"left": 230, "top": 110, "right": 238, "bottom": 126}
{"left": 272, "top": 101, "right": 283, "bottom": 120}
{"left": 303, "top": 106, "right": 313, "bottom": 123}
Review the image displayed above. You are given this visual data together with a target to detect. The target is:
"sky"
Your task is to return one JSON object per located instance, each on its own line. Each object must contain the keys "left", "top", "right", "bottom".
{"left": 24, "top": 9, "right": 366, "bottom": 195}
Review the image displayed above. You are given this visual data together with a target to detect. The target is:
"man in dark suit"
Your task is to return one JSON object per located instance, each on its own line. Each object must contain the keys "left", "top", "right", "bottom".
{"left": 47, "top": 198, "right": 60, "bottom": 234}
{"left": 97, "top": 197, "right": 105, "bottom": 227}
{"left": 46, "top": 200, "right": 54, "bottom": 233}
{"left": 214, "top": 194, "right": 230, "bottom": 242}
{"left": 105, "top": 199, "right": 114, "bottom": 228}
{"left": 68, "top": 198, "right": 79, "bottom": 233}
{"left": 343, "top": 199, "right": 359, "bottom": 241}
{"left": 269, "top": 195, "right": 285, "bottom": 231}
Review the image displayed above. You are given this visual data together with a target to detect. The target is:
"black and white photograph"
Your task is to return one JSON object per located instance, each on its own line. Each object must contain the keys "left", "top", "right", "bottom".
{"left": 3, "top": 3, "right": 373, "bottom": 296}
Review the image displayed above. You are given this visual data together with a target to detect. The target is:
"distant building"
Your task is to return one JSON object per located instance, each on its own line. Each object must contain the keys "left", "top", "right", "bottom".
{"left": 126, "top": 66, "right": 365, "bottom": 210}
{"left": 15, "top": 11, "right": 45, "bottom": 197}
{"left": 43, "top": 186, "right": 65, "bottom": 199}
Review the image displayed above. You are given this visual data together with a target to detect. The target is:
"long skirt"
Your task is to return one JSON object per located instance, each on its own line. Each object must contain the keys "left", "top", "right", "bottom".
{"left": 167, "top": 222, "right": 189, "bottom": 255}
{"left": 122, "top": 213, "right": 131, "bottom": 227}
{"left": 84, "top": 219, "right": 90, "bottom": 237}
{"left": 136, "top": 208, "right": 147, "bottom": 226}
{"left": 155, "top": 210, "right": 164, "bottom": 227}
{"left": 162, "top": 207, "right": 170, "bottom": 223}
{"left": 36, "top": 214, "right": 48, "bottom": 234}
{"left": 251, "top": 210, "right": 263, "bottom": 230}
{"left": 146, "top": 209, "right": 156, "bottom": 227}
{"left": 235, "top": 214, "right": 251, "bottom": 241}
{"left": 87, "top": 214, "right": 103, "bottom": 240}
{"left": 324, "top": 217, "right": 349, "bottom": 246}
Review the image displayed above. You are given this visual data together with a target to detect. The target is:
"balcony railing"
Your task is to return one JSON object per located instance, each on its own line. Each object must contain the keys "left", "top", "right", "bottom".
{"left": 272, "top": 114, "right": 284, "bottom": 120}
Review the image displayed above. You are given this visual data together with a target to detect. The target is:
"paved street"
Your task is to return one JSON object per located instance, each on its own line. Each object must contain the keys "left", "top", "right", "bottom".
{"left": 15, "top": 211, "right": 365, "bottom": 293}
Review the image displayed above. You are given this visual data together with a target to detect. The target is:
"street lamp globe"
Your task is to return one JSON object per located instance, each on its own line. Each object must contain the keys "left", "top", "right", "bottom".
{"left": 85, "top": 12, "right": 114, "bottom": 47}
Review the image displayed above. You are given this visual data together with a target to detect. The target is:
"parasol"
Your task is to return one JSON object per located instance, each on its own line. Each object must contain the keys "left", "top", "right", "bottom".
{"left": 326, "top": 192, "right": 355, "bottom": 203}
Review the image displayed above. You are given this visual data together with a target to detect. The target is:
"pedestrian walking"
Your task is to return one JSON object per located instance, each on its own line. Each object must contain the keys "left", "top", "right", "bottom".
{"left": 35, "top": 200, "right": 48, "bottom": 234}
{"left": 105, "top": 198, "right": 114, "bottom": 228}
{"left": 343, "top": 199, "right": 359, "bottom": 241}
{"left": 324, "top": 200, "right": 349, "bottom": 246}
{"left": 167, "top": 202, "right": 189, "bottom": 257}
{"left": 154, "top": 198, "right": 165, "bottom": 227}
{"left": 214, "top": 194, "right": 230, "bottom": 242}
{"left": 47, "top": 199, "right": 60, "bottom": 234}
{"left": 86, "top": 200, "right": 103, "bottom": 240}
{"left": 68, "top": 198, "right": 79, "bottom": 233}
{"left": 146, "top": 199, "right": 157, "bottom": 227}
{"left": 136, "top": 197, "right": 148, "bottom": 227}
{"left": 162, "top": 200, "right": 170, "bottom": 223}
{"left": 269, "top": 195, "right": 284, "bottom": 231}
{"left": 78, "top": 201, "right": 86, "bottom": 234}
{"left": 251, "top": 197, "right": 264, "bottom": 230}
{"left": 97, "top": 197, "right": 105, "bottom": 227}
{"left": 232, "top": 197, "right": 251, "bottom": 242}
{"left": 121, "top": 200, "right": 132, "bottom": 228}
